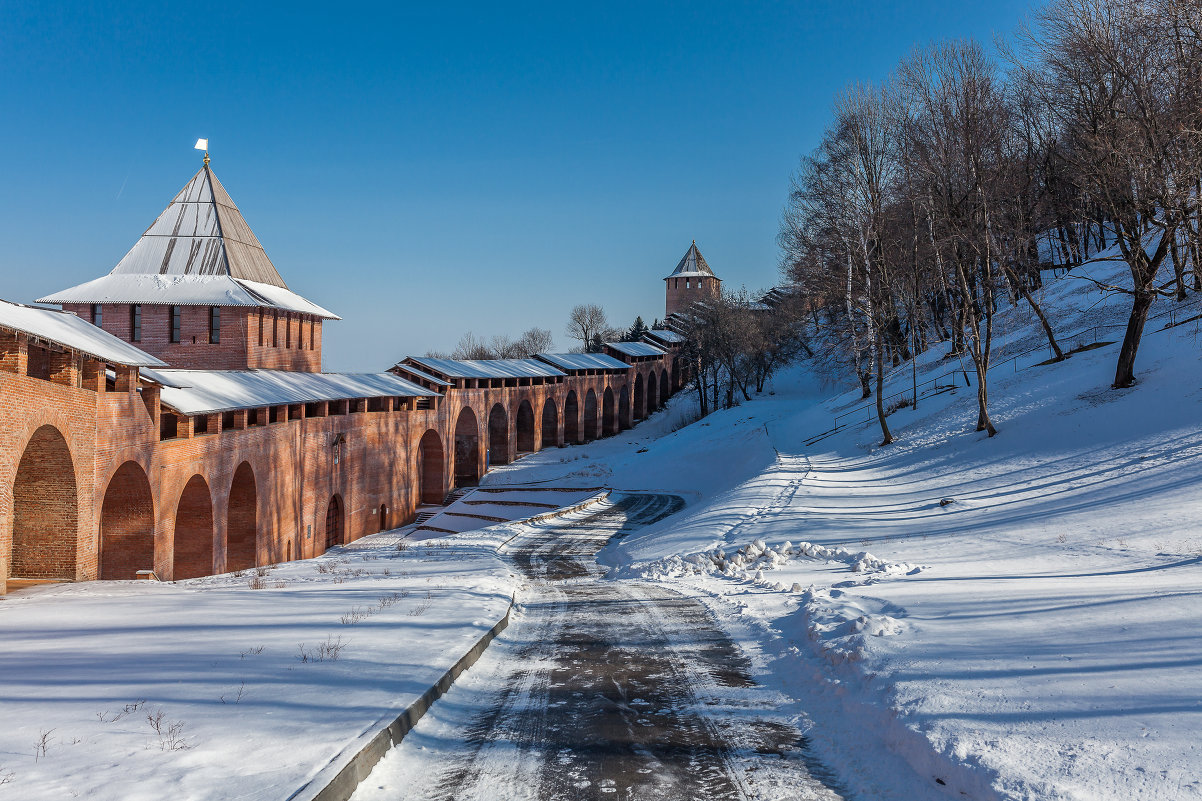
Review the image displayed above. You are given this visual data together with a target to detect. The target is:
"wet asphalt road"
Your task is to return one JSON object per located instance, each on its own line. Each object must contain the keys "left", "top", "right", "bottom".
{"left": 352, "top": 494, "right": 844, "bottom": 801}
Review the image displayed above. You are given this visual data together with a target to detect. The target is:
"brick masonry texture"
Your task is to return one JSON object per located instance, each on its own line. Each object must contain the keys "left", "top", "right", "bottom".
{"left": 0, "top": 338, "right": 687, "bottom": 592}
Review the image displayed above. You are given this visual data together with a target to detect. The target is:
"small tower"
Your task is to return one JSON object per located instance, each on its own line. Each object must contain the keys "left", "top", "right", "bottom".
{"left": 664, "top": 240, "right": 721, "bottom": 318}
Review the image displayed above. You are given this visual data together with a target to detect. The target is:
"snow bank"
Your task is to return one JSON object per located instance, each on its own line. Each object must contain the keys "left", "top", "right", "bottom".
{"left": 490, "top": 254, "right": 1202, "bottom": 800}
{"left": 0, "top": 526, "right": 519, "bottom": 801}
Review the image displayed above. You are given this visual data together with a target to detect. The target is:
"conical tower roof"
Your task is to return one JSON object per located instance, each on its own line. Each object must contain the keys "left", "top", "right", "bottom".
{"left": 664, "top": 240, "right": 716, "bottom": 280}
{"left": 109, "top": 164, "right": 287, "bottom": 288}
{"left": 39, "top": 162, "right": 338, "bottom": 319}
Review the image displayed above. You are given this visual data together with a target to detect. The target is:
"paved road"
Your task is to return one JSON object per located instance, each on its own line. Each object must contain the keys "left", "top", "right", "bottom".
{"left": 351, "top": 495, "right": 844, "bottom": 801}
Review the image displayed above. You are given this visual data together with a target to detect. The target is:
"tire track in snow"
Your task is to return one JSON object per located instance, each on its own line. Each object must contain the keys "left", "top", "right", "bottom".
{"left": 349, "top": 494, "right": 840, "bottom": 801}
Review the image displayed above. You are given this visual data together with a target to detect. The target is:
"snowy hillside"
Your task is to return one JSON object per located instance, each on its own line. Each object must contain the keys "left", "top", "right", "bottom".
{"left": 495, "top": 257, "right": 1202, "bottom": 800}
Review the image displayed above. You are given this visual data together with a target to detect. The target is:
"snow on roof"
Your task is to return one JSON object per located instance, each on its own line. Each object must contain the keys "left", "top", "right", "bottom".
{"left": 37, "top": 163, "right": 339, "bottom": 318}
{"left": 37, "top": 274, "right": 339, "bottom": 319}
{"left": 390, "top": 362, "right": 451, "bottom": 387}
{"left": 143, "top": 368, "right": 437, "bottom": 416}
{"left": 535, "top": 352, "right": 631, "bottom": 372}
{"left": 406, "top": 357, "right": 565, "bottom": 380}
{"left": 0, "top": 298, "right": 166, "bottom": 367}
{"left": 643, "top": 329, "right": 685, "bottom": 344}
{"left": 605, "top": 341, "right": 667, "bottom": 358}
{"left": 664, "top": 241, "right": 717, "bottom": 280}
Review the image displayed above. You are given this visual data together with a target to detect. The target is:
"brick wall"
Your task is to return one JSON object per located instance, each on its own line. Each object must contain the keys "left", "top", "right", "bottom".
{"left": 0, "top": 366, "right": 98, "bottom": 595}
{"left": 665, "top": 275, "right": 721, "bottom": 318}
{"left": 60, "top": 304, "right": 323, "bottom": 372}
{"left": 2, "top": 348, "right": 678, "bottom": 591}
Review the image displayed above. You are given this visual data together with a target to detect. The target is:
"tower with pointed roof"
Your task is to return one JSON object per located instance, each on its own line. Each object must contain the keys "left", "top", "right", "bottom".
{"left": 39, "top": 160, "right": 338, "bottom": 372}
{"left": 664, "top": 240, "right": 721, "bottom": 318}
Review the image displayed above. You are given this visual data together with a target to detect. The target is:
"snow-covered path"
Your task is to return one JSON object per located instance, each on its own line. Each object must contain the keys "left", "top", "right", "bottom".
{"left": 350, "top": 495, "right": 843, "bottom": 801}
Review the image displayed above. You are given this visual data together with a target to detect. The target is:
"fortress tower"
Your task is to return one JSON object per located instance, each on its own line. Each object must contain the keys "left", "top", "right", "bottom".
{"left": 664, "top": 240, "right": 721, "bottom": 318}
{"left": 38, "top": 160, "right": 338, "bottom": 371}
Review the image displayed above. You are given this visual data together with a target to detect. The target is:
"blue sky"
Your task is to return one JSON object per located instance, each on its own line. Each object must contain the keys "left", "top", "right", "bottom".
{"left": 0, "top": 1, "right": 1034, "bottom": 371}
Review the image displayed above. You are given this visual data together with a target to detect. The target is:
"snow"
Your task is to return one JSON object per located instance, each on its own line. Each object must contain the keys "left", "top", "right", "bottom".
{"left": 471, "top": 255, "right": 1202, "bottom": 799}
{"left": 145, "top": 368, "right": 436, "bottom": 415}
{"left": 0, "top": 298, "right": 166, "bottom": 367}
{"left": 37, "top": 273, "right": 340, "bottom": 319}
{"left": 7, "top": 250, "right": 1202, "bottom": 799}
{"left": 603, "top": 340, "right": 666, "bottom": 358}
{"left": 0, "top": 527, "right": 519, "bottom": 801}
{"left": 405, "top": 356, "right": 565, "bottom": 380}
{"left": 417, "top": 488, "right": 606, "bottom": 534}
{"left": 533, "top": 352, "right": 630, "bottom": 372}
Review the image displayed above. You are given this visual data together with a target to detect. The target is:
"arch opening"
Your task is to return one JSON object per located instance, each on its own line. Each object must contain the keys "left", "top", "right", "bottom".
{"left": 602, "top": 387, "right": 617, "bottom": 437}
{"left": 226, "top": 462, "right": 258, "bottom": 572}
{"left": 100, "top": 461, "right": 155, "bottom": 580}
{"left": 564, "top": 391, "right": 580, "bottom": 444}
{"left": 324, "top": 494, "right": 344, "bottom": 551}
{"left": 647, "top": 371, "right": 658, "bottom": 413}
{"left": 173, "top": 474, "right": 214, "bottom": 580}
{"left": 634, "top": 373, "right": 645, "bottom": 421}
{"left": 516, "top": 400, "right": 536, "bottom": 454}
{"left": 11, "top": 425, "right": 78, "bottom": 579}
{"left": 660, "top": 368, "right": 670, "bottom": 405}
{"left": 584, "top": 389, "right": 599, "bottom": 441}
{"left": 618, "top": 384, "right": 631, "bottom": 431}
{"left": 488, "top": 403, "right": 510, "bottom": 466}
{"left": 453, "top": 407, "right": 480, "bottom": 487}
{"left": 418, "top": 429, "right": 445, "bottom": 505}
{"left": 541, "top": 398, "right": 559, "bottom": 448}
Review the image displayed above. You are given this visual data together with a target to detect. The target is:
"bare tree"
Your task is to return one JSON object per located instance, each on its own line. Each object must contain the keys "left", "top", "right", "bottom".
{"left": 1023, "top": 0, "right": 1202, "bottom": 387}
{"left": 565, "top": 304, "right": 610, "bottom": 353}
{"left": 516, "top": 327, "right": 554, "bottom": 355}
{"left": 451, "top": 332, "right": 495, "bottom": 360}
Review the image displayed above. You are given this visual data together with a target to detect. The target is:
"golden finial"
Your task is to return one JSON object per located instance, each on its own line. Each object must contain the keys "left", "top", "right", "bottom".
{"left": 195, "top": 138, "right": 210, "bottom": 166}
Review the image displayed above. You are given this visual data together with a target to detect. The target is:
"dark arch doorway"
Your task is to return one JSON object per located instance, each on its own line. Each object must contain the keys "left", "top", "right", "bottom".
{"left": 11, "top": 425, "right": 78, "bottom": 579}
{"left": 619, "top": 384, "right": 632, "bottom": 430}
{"left": 584, "top": 389, "right": 599, "bottom": 441}
{"left": 379, "top": 504, "right": 389, "bottom": 532}
{"left": 516, "top": 400, "right": 536, "bottom": 454}
{"left": 564, "top": 391, "right": 580, "bottom": 444}
{"left": 226, "top": 462, "right": 257, "bottom": 572}
{"left": 634, "top": 373, "right": 645, "bottom": 421}
{"left": 488, "top": 403, "right": 509, "bottom": 466}
{"left": 418, "top": 429, "right": 445, "bottom": 505}
{"left": 647, "top": 371, "right": 658, "bottom": 413}
{"left": 660, "top": 368, "right": 670, "bottom": 405}
{"left": 173, "top": 475, "right": 214, "bottom": 580}
{"left": 324, "top": 495, "right": 344, "bottom": 551}
{"left": 602, "top": 387, "right": 616, "bottom": 437}
{"left": 541, "top": 398, "right": 559, "bottom": 448}
{"left": 100, "top": 461, "right": 155, "bottom": 580}
{"left": 454, "top": 407, "right": 480, "bottom": 486}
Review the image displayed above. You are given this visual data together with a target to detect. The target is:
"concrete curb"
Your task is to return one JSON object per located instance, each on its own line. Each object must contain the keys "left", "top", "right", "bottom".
{"left": 287, "top": 491, "right": 608, "bottom": 801}
{"left": 285, "top": 594, "right": 516, "bottom": 801}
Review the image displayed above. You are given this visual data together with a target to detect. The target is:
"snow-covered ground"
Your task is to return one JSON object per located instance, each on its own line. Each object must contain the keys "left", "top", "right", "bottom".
{"left": 0, "top": 527, "right": 519, "bottom": 801}
{"left": 4, "top": 253, "right": 1201, "bottom": 800}
{"left": 481, "top": 259, "right": 1202, "bottom": 800}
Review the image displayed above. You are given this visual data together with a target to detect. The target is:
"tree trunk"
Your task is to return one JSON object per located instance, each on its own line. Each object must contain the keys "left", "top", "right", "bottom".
{"left": 874, "top": 330, "right": 893, "bottom": 446}
{"left": 1113, "top": 290, "right": 1155, "bottom": 388}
